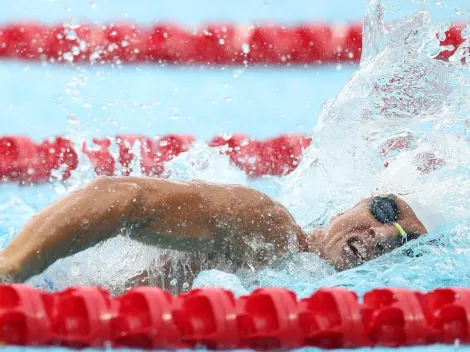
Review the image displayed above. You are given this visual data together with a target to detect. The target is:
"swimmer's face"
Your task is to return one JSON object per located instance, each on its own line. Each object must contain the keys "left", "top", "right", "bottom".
{"left": 316, "top": 197, "right": 427, "bottom": 271}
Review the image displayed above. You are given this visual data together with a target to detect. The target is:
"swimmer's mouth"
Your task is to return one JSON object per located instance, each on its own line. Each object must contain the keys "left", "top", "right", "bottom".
{"left": 347, "top": 239, "right": 366, "bottom": 263}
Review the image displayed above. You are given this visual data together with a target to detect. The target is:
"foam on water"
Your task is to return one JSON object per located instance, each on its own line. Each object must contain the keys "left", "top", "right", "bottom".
{"left": 10, "top": 0, "right": 470, "bottom": 300}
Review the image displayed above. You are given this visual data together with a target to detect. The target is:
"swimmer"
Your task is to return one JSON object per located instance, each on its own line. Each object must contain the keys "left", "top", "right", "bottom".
{"left": 0, "top": 176, "right": 430, "bottom": 291}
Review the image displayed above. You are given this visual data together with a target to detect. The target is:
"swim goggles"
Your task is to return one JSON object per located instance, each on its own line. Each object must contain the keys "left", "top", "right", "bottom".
{"left": 369, "top": 196, "right": 407, "bottom": 239}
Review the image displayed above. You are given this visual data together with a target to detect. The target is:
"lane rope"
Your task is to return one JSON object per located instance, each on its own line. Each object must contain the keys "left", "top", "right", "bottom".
{"left": 0, "top": 134, "right": 312, "bottom": 183}
{"left": 0, "top": 22, "right": 465, "bottom": 65}
{"left": 0, "top": 285, "right": 468, "bottom": 349}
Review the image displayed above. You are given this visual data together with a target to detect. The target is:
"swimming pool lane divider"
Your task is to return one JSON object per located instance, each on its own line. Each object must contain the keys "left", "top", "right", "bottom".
{"left": 0, "top": 134, "right": 313, "bottom": 183}
{"left": 0, "top": 284, "right": 468, "bottom": 349}
{"left": 0, "top": 133, "right": 438, "bottom": 184}
{"left": 0, "top": 22, "right": 465, "bottom": 65}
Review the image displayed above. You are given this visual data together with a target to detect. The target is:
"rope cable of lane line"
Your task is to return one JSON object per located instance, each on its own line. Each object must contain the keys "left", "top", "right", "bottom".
{"left": 0, "top": 134, "right": 313, "bottom": 183}
{"left": 0, "top": 22, "right": 465, "bottom": 65}
{"left": 0, "top": 285, "right": 469, "bottom": 348}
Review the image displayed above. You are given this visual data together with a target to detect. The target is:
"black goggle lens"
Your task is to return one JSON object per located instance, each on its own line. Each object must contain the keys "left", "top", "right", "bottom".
{"left": 370, "top": 197, "right": 399, "bottom": 224}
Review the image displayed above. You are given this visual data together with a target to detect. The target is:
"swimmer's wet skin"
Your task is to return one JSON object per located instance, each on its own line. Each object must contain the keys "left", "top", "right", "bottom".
{"left": 0, "top": 176, "right": 428, "bottom": 291}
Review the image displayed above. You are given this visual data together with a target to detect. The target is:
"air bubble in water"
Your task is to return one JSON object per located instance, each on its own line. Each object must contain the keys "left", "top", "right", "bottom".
{"left": 71, "top": 46, "right": 80, "bottom": 56}
{"left": 89, "top": 1, "right": 96, "bottom": 8}
{"left": 224, "top": 96, "right": 233, "bottom": 102}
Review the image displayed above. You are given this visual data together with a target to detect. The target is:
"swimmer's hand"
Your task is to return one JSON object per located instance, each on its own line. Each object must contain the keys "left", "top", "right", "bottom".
{"left": 0, "top": 176, "right": 302, "bottom": 283}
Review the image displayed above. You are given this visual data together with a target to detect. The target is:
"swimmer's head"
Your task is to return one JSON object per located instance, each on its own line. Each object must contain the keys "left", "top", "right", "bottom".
{"left": 306, "top": 195, "right": 428, "bottom": 270}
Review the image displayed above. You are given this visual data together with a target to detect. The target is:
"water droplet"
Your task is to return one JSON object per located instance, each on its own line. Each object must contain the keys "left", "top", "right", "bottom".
{"left": 241, "top": 43, "right": 250, "bottom": 54}
{"left": 336, "top": 64, "right": 343, "bottom": 70}
{"left": 66, "top": 30, "right": 77, "bottom": 40}
{"left": 462, "top": 28, "right": 469, "bottom": 39}
{"left": 224, "top": 83, "right": 229, "bottom": 88}
{"left": 84, "top": 103, "right": 92, "bottom": 108}
{"left": 170, "top": 114, "right": 180, "bottom": 120}
{"left": 159, "top": 140, "right": 168, "bottom": 147}
{"left": 89, "top": 1, "right": 96, "bottom": 9}
{"left": 63, "top": 52, "right": 74, "bottom": 62}
{"left": 224, "top": 96, "right": 234, "bottom": 102}
{"left": 65, "top": 7, "right": 71, "bottom": 11}
{"left": 454, "top": 8, "right": 462, "bottom": 15}
{"left": 79, "top": 40, "right": 87, "bottom": 51}
{"left": 219, "top": 38, "right": 225, "bottom": 45}
{"left": 67, "top": 114, "right": 78, "bottom": 123}
{"left": 233, "top": 69, "right": 243, "bottom": 78}
{"left": 121, "top": 40, "right": 129, "bottom": 47}
{"left": 71, "top": 46, "right": 80, "bottom": 55}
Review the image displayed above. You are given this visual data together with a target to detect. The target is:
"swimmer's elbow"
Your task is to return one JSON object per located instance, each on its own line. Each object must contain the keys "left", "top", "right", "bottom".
{"left": 86, "top": 176, "right": 142, "bottom": 222}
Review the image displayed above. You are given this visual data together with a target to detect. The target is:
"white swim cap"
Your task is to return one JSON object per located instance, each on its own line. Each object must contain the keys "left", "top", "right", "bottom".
{"left": 401, "top": 195, "right": 446, "bottom": 233}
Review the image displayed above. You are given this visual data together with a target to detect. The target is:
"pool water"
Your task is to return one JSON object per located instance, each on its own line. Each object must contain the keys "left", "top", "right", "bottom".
{"left": 2, "top": 0, "right": 470, "bottom": 351}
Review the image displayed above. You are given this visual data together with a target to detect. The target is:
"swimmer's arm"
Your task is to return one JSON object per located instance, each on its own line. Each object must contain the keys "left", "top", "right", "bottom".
{"left": 1, "top": 176, "right": 301, "bottom": 282}
{"left": 0, "top": 176, "right": 141, "bottom": 281}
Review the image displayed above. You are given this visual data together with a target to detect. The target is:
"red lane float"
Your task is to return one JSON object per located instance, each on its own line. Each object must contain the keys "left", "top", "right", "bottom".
{"left": 2, "top": 285, "right": 470, "bottom": 349}
{"left": 0, "top": 136, "right": 78, "bottom": 183}
{"left": 0, "top": 22, "right": 465, "bottom": 65}
{"left": 0, "top": 134, "right": 312, "bottom": 184}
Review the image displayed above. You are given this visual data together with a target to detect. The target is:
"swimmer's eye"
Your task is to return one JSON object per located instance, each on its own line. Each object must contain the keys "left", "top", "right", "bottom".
{"left": 375, "top": 242, "right": 385, "bottom": 252}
